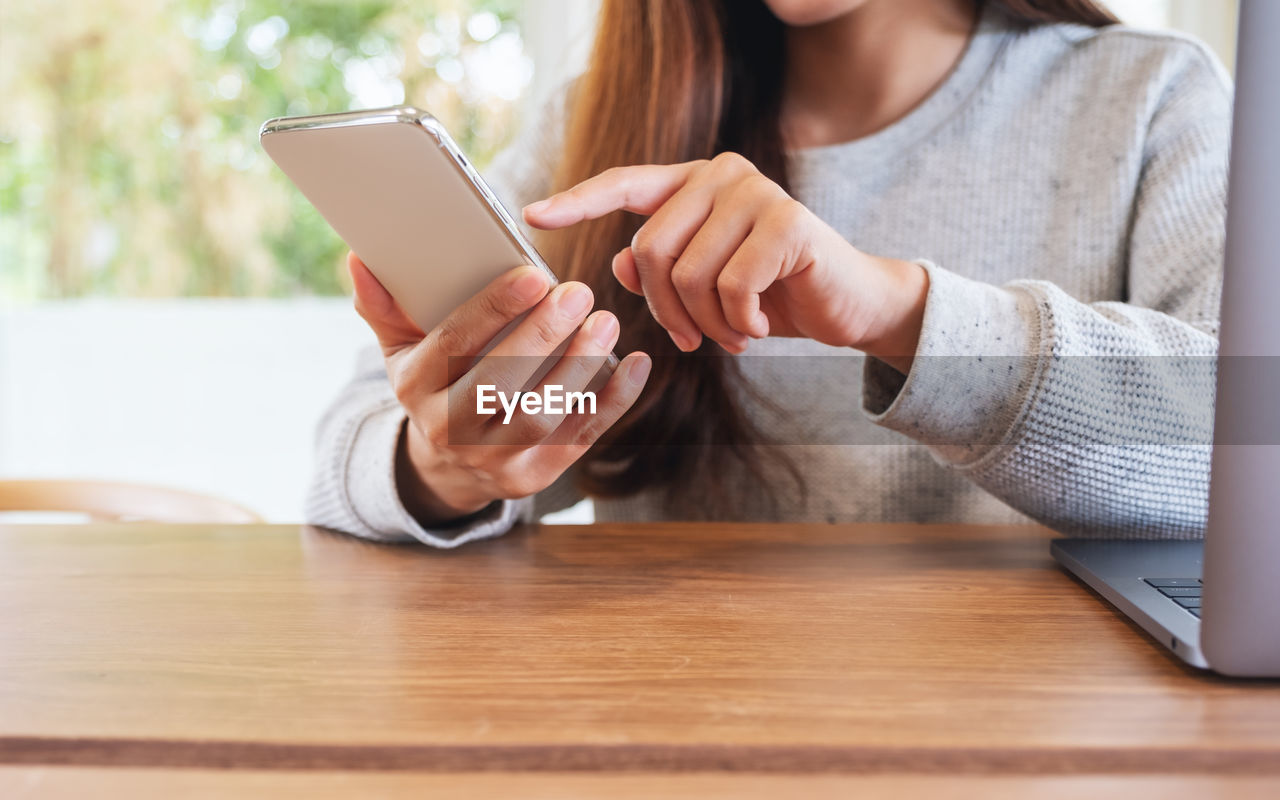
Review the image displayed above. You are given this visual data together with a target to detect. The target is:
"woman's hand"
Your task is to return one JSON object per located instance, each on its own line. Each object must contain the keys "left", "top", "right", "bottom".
{"left": 523, "top": 152, "right": 928, "bottom": 372}
{"left": 348, "top": 253, "right": 651, "bottom": 524}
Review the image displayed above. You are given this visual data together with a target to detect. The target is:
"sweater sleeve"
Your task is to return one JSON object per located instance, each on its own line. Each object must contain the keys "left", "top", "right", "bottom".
{"left": 304, "top": 88, "right": 585, "bottom": 546}
{"left": 862, "top": 42, "right": 1230, "bottom": 539}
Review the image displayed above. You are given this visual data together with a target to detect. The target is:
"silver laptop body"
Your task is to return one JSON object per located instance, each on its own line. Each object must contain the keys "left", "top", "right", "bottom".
{"left": 1052, "top": 0, "right": 1280, "bottom": 677}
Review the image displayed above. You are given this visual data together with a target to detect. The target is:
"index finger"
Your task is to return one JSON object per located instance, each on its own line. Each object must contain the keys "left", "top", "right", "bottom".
{"left": 407, "top": 264, "right": 552, "bottom": 393}
{"left": 522, "top": 162, "right": 702, "bottom": 229}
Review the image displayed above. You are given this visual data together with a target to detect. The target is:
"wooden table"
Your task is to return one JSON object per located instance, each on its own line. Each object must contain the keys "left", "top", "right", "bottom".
{"left": 2, "top": 521, "right": 1278, "bottom": 798}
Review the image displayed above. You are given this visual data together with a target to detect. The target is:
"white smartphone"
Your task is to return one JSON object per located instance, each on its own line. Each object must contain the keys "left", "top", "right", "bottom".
{"left": 259, "top": 106, "right": 612, "bottom": 374}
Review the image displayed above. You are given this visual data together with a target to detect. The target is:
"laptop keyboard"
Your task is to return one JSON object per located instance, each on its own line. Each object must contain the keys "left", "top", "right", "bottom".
{"left": 1143, "top": 578, "right": 1202, "bottom": 618}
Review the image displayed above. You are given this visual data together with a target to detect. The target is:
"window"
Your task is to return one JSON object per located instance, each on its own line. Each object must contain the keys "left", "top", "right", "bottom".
{"left": 0, "top": 0, "right": 539, "bottom": 301}
{"left": 1108, "top": 0, "right": 1238, "bottom": 68}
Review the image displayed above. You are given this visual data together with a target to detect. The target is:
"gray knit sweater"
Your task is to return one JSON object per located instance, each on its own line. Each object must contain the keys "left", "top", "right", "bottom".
{"left": 304, "top": 7, "right": 1232, "bottom": 547}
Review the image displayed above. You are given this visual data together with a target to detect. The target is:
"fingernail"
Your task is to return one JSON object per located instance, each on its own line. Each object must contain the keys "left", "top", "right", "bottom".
{"left": 585, "top": 312, "right": 618, "bottom": 347}
{"left": 557, "top": 284, "right": 592, "bottom": 318}
{"left": 524, "top": 198, "right": 551, "bottom": 214}
{"left": 670, "top": 330, "right": 698, "bottom": 351}
{"left": 513, "top": 268, "right": 548, "bottom": 303}
{"left": 627, "top": 355, "right": 652, "bottom": 386}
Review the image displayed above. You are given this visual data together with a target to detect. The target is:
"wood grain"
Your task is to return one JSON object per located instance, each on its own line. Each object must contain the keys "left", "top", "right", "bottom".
{"left": 1, "top": 521, "right": 1278, "bottom": 774}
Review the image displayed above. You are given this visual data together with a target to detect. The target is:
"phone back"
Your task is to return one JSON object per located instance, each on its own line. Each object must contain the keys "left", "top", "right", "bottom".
{"left": 260, "top": 107, "right": 551, "bottom": 336}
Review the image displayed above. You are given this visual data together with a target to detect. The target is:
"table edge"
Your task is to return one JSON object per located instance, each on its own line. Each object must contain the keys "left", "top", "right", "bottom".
{"left": 3, "top": 737, "right": 1278, "bottom": 775}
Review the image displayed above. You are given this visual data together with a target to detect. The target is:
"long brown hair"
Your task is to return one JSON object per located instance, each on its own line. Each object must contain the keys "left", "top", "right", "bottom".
{"left": 538, "top": 0, "right": 1120, "bottom": 505}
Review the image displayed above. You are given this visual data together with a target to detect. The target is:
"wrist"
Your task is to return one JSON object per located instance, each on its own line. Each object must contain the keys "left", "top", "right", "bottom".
{"left": 396, "top": 421, "right": 493, "bottom": 525}
{"left": 857, "top": 256, "right": 929, "bottom": 374}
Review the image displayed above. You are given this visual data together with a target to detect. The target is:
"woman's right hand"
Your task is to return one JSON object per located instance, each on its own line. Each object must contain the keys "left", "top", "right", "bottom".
{"left": 348, "top": 252, "right": 652, "bottom": 524}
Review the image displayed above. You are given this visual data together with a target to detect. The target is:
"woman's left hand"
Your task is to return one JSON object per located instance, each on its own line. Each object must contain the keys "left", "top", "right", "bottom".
{"left": 523, "top": 152, "right": 929, "bottom": 372}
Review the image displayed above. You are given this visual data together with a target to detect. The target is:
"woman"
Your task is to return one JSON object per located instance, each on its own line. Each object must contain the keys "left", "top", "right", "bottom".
{"left": 306, "top": 0, "right": 1229, "bottom": 548}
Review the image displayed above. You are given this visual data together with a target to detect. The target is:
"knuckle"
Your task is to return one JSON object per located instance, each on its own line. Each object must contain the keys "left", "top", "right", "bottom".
{"left": 686, "top": 158, "right": 713, "bottom": 180}
{"left": 630, "top": 225, "right": 654, "bottom": 253}
{"left": 636, "top": 241, "right": 682, "bottom": 274}
{"left": 517, "top": 414, "right": 558, "bottom": 443}
{"left": 630, "top": 227, "right": 667, "bottom": 265}
{"left": 573, "top": 413, "right": 614, "bottom": 448}
{"left": 431, "top": 320, "right": 469, "bottom": 358}
{"left": 768, "top": 197, "right": 806, "bottom": 229}
{"left": 390, "top": 354, "right": 429, "bottom": 403}
{"left": 712, "top": 151, "right": 752, "bottom": 174}
{"left": 716, "top": 270, "right": 748, "bottom": 300}
{"left": 477, "top": 285, "right": 514, "bottom": 321}
{"left": 564, "top": 426, "right": 596, "bottom": 450}
{"left": 740, "top": 172, "right": 781, "bottom": 200}
{"left": 530, "top": 314, "right": 567, "bottom": 349}
{"left": 670, "top": 263, "right": 704, "bottom": 294}
{"left": 390, "top": 371, "right": 417, "bottom": 409}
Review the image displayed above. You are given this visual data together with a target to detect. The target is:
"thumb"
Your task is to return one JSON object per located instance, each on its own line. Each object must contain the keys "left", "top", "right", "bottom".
{"left": 348, "top": 252, "right": 426, "bottom": 356}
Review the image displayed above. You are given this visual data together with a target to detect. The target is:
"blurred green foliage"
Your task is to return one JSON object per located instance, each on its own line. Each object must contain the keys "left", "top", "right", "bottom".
{"left": 0, "top": 0, "right": 530, "bottom": 299}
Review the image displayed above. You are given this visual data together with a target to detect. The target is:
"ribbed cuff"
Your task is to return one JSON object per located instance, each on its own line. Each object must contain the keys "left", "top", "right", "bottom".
{"left": 344, "top": 404, "right": 524, "bottom": 548}
{"left": 862, "top": 260, "right": 1046, "bottom": 465}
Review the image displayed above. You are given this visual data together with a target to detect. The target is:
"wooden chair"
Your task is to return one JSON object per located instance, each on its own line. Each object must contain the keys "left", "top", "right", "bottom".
{"left": 0, "top": 479, "right": 262, "bottom": 524}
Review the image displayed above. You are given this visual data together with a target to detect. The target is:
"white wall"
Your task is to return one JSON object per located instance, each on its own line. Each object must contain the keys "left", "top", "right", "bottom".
{"left": 0, "top": 300, "right": 595, "bottom": 524}
{"left": 0, "top": 300, "right": 374, "bottom": 521}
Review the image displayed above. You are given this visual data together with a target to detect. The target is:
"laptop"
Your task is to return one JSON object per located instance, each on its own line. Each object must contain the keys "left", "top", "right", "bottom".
{"left": 1052, "top": 0, "right": 1280, "bottom": 677}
